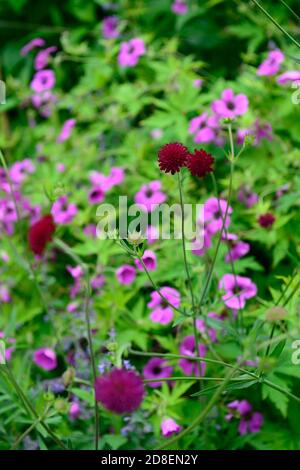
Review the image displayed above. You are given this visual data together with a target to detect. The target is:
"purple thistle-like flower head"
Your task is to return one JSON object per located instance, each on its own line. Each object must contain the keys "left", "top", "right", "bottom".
{"left": 95, "top": 368, "right": 144, "bottom": 414}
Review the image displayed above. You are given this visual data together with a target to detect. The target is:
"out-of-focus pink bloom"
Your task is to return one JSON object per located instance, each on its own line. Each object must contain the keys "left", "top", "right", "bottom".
{"left": 212, "top": 88, "right": 248, "bottom": 119}
{"left": 223, "top": 233, "right": 250, "bottom": 262}
{"left": 219, "top": 274, "right": 257, "bottom": 310}
{"left": 118, "top": 38, "right": 145, "bottom": 68}
{"left": 192, "top": 228, "right": 212, "bottom": 257}
{"left": 88, "top": 186, "right": 105, "bottom": 204}
{"left": 257, "top": 49, "right": 284, "bottom": 76}
{"left": 188, "top": 112, "right": 220, "bottom": 144}
{"left": 196, "top": 312, "right": 219, "bottom": 343}
{"left": 84, "top": 224, "right": 97, "bottom": 238}
{"left": 33, "top": 348, "right": 57, "bottom": 371}
{"left": 21, "top": 38, "right": 45, "bottom": 56}
{"left": 0, "top": 200, "right": 18, "bottom": 223}
{"left": 0, "top": 285, "right": 11, "bottom": 303}
{"left": 134, "top": 181, "right": 166, "bottom": 213}
{"left": 67, "top": 302, "right": 78, "bottom": 313}
{"left": 56, "top": 163, "right": 65, "bottom": 173}
{"left": 89, "top": 167, "right": 124, "bottom": 192}
{"left": 148, "top": 287, "right": 180, "bottom": 325}
{"left": 67, "top": 265, "right": 83, "bottom": 279}
{"left": 237, "top": 120, "right": 272, "bottom": 146}
{"left": 91, "top": 274, "right": 105, "bottom": 290}
{"left": 146, "top": 225, "right": 159, "bottom": 244}
{"left": 10, "top": 159, "right": 35, "bottom": 184}
{"left": 116, "top": 265, "right": 136, "bottom": 285}
{"left": 161, "top": 418, "right": 182, "bottom": 437}
{"left": 225, "top": 400, "right": 263, "bottom": 435}
{"left": 143, "top": 358, "right": 173, "bottom": 388}
{"left": 34, "top": 46, "right": 57, "bottom": 70}
{"left": 31, "top": 90, "right": 56, "bottom": 117}
{"left": 135, "top": 249, "right": 157, "bottom": 272}
{"left": 69, "top": 401, "right": 81, "bottom": 420}
{"left": 193, "top": 78, "right": 203, "bottom": 88}
{"left": 178, "top": 336, "right": 206, "bottom": 376}
{"left": 57, "top": 119, "right": 76, "bottom": 143}
{"left": 237, "top": 185, "right": 259, "bottom": 208}
{"left": 171, "top": 0, "right": 188, "bottom": 15}
{"left": 201, "top": 197, "right": 233, "bottom": 235}
{"left": 102, "top": 16, "right": 119, "bottom": 39}
{"left": 30, "top": 70, "right": 55, "bottom": 93}
{"left": 51, "top": 195, "right": 77, "bottom": 224}
{"left": 150, "top": 129, "right": 163, "bottom": 140}
{"left": 277, "top": 70, "right": 300, "bottom": 85}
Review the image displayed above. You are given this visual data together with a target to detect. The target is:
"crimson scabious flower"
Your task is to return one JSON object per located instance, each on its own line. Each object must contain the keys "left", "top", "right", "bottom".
{"left": 28, "top": 214, "right": 56, "bottom": 256}
{"left": 158, "top": 142, "right": 189, "bottom": 174}
{"left": 186, "top": 149, "right": 214, "bottom": 178}
{"left": 258, "top": 213, "right": 275, "bottom": 228}
{"left": 94, "top": 368, "right": 144, "bottom": 414}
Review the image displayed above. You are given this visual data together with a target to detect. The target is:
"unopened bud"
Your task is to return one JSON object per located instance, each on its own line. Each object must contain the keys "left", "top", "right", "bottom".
{"left": 265, "top": 306, "right": 287, "bottom": 322}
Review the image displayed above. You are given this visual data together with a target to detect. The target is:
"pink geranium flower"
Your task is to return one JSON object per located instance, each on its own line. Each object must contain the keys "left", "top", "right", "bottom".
{"left": 277, "top": 70, "right": 300, "bottom": 85}
{"left": 171, "top": 0, "right": 188, "bottom": 15}
{"left": 33, "top": 348, "right": 57, "bottom": 370}
{"left": 116, "top": 265, "right": 136, "bottom": 285}
{"left": 143, "top": 358, "right": 173, "bottom": 388}
{"left": 21, "top": 38, "right": 45, "bottom": 56}
{"left": 30, "top": 70, "right": 55, "bottom": 93}
{"left": 118, "top": 38, "right": 145, "bottom": 67}
{"left": 148, "top": 287, "right": 180, "bottom": 325}
{"left": 223, "top": 233, "right": 250, "bottom": 262}
{"left": 57, "top": 119, "right": 76, "bottom": 143}
{"left": 34, "top": 46, "right": 57, "bottom": 70}
{"left": 225, "top": 400, "right": 263, "bottom": 435}
{"left": 178, "top": 336, "right": 206, "bottom": 376}
{"left": 51, "top": 195, "right": 77, "bottom": 224}
{"left": 161, "top": 418, "right": 182, "bottom": 437}
{"left": 135, "top": 249, "right": 157, "bottom": 271}
{"left": 219, "top": 274, "right": 257, "bottom": 310}
{"left": 134, "top": 181, "right": 166, "bottom": 212}
{"left": 201, "top": 197, "right": 233, "bottom": 234}
{"left": 102, "top": 16, "right": 119, "bottom": 39}
{"left": 212, "top": 88, "right": 248, "bottom": 119}
{"left": 257, "top": 49, "right": 284, "bottom": 76}
{"left": 188, "top": 112, "right": 220, "bottom": 144}
{"left": 10, "top": 159, "right": 35, "bottom": 184}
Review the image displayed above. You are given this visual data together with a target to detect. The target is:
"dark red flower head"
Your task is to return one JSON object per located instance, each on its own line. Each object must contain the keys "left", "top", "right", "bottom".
{"left": 95, "top": 368, "right": 144, "bottom": 414}
{"left": 28, "top": 214, "right": 56, "bottom": 256}
{"left": 158, "top": 142, "right": 189, "bottom": 174}
{"left": 258, "top": 213, "right": 275, "bottom": 229}
{"left": 186, "top": 149, "right": 214, "bottom": 178}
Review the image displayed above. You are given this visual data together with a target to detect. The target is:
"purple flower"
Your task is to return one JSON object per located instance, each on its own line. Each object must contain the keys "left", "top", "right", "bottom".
{"left": 212, "top": 88, "right": 248, "bottom": 119}
{"left": 223, "top": 233, "right": 250, "bottom": 262}
{"left": 10, "top": 159, "right": 35, "bottom": 184}
{"left": 116, "top": 265, "right": 136, "bottom": 285}
{"left": 219, "top": 274, "right": 257, "bottom": 310}
{"left": 277, "top": 70, "right": 300, "bottom": 85}
{"left": 34, "top": 46, "right": 57, "bottom": 70}
{"left": 0, "top": 285, "right": 10, "bottom": 303}
{"left": 67, "top": 265, "right": 83, "bottom": 279}
{"left": 148, "top": 287, "right": 180, "bottom": 325}
{"left": 161, "top": 418, "right": 182, "bottom": 437}
{"left": 21, "top": 38, "right": 45, "bottom": 56}
{"left": 0, "top": 200, "right": 18, "bottom": 223}
{"left": 91, "top": 274, "right": 105, "bottom": 290}
{"left": 31, "top": 90, "right": 56, "bottom": 117}
{"left": 178, "top": 336, "right": 206, "bottom": 376}
{"left": 146, "top": 225, "right": 159, "bottom": 244}
{"left": 135, "top": 249, "right": 157, "bottom": 272}
{"left": 188, "top": 112, "right": 219, "bottom": 144}
{"left": 88, "top": 186, "right": 105, "bottom": 204}
{"left": 150, "top": 129, "right": 163, "bottom": 140}
{"left": 89, "top": 167, "right": 124, "bottom": 192}
{"left": 226, "top": 400, "right": 263, "bottom": 435}
{"left": 33, "top": 348, "right": 57, "bottom": 371}
{"left": 257, "top": 49, "right": 284, "bottom": 76}
{"left": 196, "top": 312, "right": 219, "bottom": 343}
{"left": 118, "top": 38, "right": 145, "bottom": 68}
{"left": 102, "top": 16, "right": 119, "bottom": 39}
{"left": 95, "top": 368, "right": 144, "bottom": 414}
{"left": 57, "top": 119, "right": 76, "bottom": 143}
{"left": 69, "top": 401, "right": 81, "bottom": 420}
{"left": 191, "top": 228, "right": 212, "bottom": 257}
{"left": 143, "top": 358, "right": 173, "bottom": 388}
{"left": 201, "top": 197, "right": 232, "bottom": 235}
{"left": 51, "top": 195, "right": 77, "bottom": 224}
{"left": 193, "top": 78, "right": 203, "bottom": 88}
{"left": 237, "top": 185, "right": 259, "bottom": 208}
{"left": 30, "top": 70, "right": 55, "bottom": 93}
{"left": 56, "top": 163, "right": 65, "bottom": 173}
{"left": 84, "top": 224, "right": 97, "bottom": 238}
{"left": 134, "top": 181, "right": 166, "bottom": 213}
{"left": 171, "top": 0, "right": 188, "bottom": 15}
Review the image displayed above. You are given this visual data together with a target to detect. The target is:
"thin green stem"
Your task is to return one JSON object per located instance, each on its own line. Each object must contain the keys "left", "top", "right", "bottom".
{"left": 251, "top": 0, "right": 300, "bottom": 50}
{"left": 177, "top": 172, "right": 201, "bottom": 383}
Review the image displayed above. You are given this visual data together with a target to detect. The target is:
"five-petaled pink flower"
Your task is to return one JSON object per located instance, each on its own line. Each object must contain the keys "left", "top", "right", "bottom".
{"left": 219, "top": 274, "right": 257, "bottom": 310}
{"left": 134, "top": 181, "right": 166, "bottom": 212}
{"left": 148, "top": 286, "right": 180, "bottom": 325}
{"left": 212, "top": 88, "right": 248, "bottom": 119}
{"left": 118, "top": 38, "right": 145, "bottom": 68}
